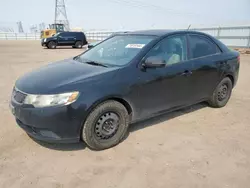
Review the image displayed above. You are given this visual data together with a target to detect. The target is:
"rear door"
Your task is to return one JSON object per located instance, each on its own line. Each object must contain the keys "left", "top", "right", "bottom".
{"left": 187, "top": 34, "right": 225, "bottom": 101}
{"left": 57, "top": 32, "right": 76, "bottom": 46}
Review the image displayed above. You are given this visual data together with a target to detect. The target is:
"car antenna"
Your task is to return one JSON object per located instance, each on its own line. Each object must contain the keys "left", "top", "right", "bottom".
{"left": 187, "top": 24, "right": 191, "bottom": 30}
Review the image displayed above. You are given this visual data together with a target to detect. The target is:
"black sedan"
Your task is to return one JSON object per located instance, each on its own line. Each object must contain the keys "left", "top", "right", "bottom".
{"left": 10, "top": 30, "right": 240, "bottom": 150}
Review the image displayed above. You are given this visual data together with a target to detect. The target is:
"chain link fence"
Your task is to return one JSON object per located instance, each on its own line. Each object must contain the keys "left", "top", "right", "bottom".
{"left": 0, "top": 32, "right": 40, "bottom": 40}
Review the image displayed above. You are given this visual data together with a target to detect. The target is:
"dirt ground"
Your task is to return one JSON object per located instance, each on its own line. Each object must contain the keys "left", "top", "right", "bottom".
{"left": 0, "top": 41, "right": 250, "bottom": 188}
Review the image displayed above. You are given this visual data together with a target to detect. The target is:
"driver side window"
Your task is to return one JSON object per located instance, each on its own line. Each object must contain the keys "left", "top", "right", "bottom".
{"left": 146, "top": 35, "right": 187, "bottom": 65}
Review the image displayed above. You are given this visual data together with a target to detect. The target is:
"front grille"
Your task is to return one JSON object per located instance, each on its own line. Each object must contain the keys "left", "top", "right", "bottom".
{"left": 12, "top": 88, "right": 27, "bottom": 103}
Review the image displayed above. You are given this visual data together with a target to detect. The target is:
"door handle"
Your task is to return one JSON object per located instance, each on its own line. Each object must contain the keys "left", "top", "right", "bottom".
{"left": 217, "top": 61, "right": 226, "bottom": 66}
{"left": 181, "top": 70, "right": 192, "bottom": 76}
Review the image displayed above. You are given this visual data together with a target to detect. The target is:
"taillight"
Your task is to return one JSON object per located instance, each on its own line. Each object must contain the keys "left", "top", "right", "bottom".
{"left": 237, "top": 55, "right": 240, "bottom": 63}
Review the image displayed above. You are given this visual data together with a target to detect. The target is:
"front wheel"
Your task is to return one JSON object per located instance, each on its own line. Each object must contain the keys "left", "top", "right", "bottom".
{"left": 208, "top": 77, "right": 233, "bottom": 108}
{"left": 82, "top": 101, "right": 129, "bottom": 150}
{"left": 48, "top": 41, "right": 56, "bottom": 49}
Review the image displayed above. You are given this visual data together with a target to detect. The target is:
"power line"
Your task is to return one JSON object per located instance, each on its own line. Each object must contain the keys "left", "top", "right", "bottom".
{"left": 107, "top": 0, "right": 198, "bottom": 16}
{"left": 0, "top": 22, "right": 15, "bottom": 32}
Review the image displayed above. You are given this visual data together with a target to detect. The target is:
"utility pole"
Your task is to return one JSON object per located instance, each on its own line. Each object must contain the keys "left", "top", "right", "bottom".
{"left": 30, "top": 25, "right": 38, "bottom": 33}
{"left": 55, "top": 0, "right": 70, "bottom": 31}
{"left": 39, "top": 22, "right": 46, "bottom": 32}
{"left": 17, "top": 21, "right": 24, "bottom": 33}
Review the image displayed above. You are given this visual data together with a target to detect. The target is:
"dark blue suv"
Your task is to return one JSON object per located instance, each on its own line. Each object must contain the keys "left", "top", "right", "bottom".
{"left": 41, "top": 31, "right": 88, "bottom": 49}
{"left": 11, "top": 30, "right": 239, "bottom": 150}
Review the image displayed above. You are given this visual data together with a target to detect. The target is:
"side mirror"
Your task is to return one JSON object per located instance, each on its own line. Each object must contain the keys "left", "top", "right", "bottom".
{"left": 142, "top": 56, "right": 166, "bottom": 68}
{"left": 88, "top": 44, "right": 94, "bottom": 49}
{"left": 88, "top": 41, "right": 100, "bottom": 49}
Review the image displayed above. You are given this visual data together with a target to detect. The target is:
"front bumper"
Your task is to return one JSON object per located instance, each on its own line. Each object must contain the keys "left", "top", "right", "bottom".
{"left": 10, "top": 100, "right": 83, "bottom": 143}
{"left": 41, "top": 41, "right": 47, "bottom": 47}
{"left": 16, "top": 118, "right": 78, "bottom": 143}
{"left": 41, "top": 38, "right": 48, "bottom": 47}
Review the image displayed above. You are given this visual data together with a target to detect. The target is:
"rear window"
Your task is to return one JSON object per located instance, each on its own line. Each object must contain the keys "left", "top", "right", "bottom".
{"left": 189, "top": 35, "right": 221, "bottom": 59}
{"left": 70, "top": 32, "right": 84, "bottom": 38}
{"left": 76, "top": 32, "right": 84, "bottom": 37}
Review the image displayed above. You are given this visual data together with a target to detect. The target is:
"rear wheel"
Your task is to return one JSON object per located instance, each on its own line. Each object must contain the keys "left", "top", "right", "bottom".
{"left": 75, "top": 41, "right": 83, "bottom": 48}
{"left": 208, "top": 77, "right": 233, "bottom": 108}
{"left": 48, "top": 41, "right": 56, "bottom": 49}
{"left": 82, "top": 101, "right": 129, "bottom": 150}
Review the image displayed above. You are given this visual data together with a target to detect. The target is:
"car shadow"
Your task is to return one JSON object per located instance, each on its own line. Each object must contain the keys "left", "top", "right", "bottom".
{"left": 31, "top": 137, "right": 86, "bottom": 151}
{"left": 32, "top": 102, "right": 207, "bottom": 151}
{"left": 42, "top": 46, "right": 88, "bottom": 50}
{"left": 122, "top": 102, "right": 208, "bottom": 141}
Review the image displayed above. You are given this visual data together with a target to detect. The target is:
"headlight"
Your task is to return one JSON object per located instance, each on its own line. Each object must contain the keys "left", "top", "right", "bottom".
{"left": 23, "top": 91, "right": 79, "bottom": 108}
{"left": 44, "top": 38, "right": 47, "bottom": 42}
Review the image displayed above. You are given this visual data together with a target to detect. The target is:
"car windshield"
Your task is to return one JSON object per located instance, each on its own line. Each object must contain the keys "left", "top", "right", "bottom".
{"left": 53, "top": 33, "right": 61, "bottom": 37}
{"left": 78, "top": 35, "right": 155, "bottom": 66}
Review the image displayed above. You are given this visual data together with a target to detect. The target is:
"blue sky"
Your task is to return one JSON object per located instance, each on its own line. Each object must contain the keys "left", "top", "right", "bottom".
{"left": 0, "top": 0, "right": 250, "bottom": 32}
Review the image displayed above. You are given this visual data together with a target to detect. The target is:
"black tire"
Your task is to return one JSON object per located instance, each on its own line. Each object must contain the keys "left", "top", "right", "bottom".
{"left": 208, "top": 77, "right": 233, "bottom": 108}
{"left": 82, "top": 100, "right": 129, "bottom": 150}
{"left": 75, "top": 41, "right": 83, "bottom": 48}
{"left": 48, "top": 41, "right": 56, "bottom": 49}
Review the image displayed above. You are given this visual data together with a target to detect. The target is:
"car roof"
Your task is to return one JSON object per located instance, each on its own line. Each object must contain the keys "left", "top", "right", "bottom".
{"left": 63, "top": 31, "right": 83, "bottom": 34}
{"left": 116, "top": 29, "right": 229, "bottom": 52}
{"left": 112, "top": 29, "right": 229, "bottom": 51}
{"left": 126, "top": 29, "right": 174, "bottom": 36}
{"left": 116, "top": 29, "right": 212, "bottom": 37}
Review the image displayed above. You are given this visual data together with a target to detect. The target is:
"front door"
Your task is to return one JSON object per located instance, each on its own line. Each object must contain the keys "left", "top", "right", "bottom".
{"left": 131, "top": 34, "right": 195, "bottom": 120}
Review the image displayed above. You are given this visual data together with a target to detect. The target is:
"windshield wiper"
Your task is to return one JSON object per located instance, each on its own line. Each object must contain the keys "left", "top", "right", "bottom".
{"left": 84, "top": 61, "right": 108, "bottom": 67}
{"left": 73, "top": 56, "right": 80, "bottom": 61}
{"left": 74, "top": 57, "right": 108, "bottom": 67}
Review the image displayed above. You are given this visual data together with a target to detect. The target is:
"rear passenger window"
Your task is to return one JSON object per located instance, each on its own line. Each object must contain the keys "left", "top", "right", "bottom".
{"left": 60, "top": 33, "right": 71, "bottom": 37}
{"left": 189, "top": 35, "right": 221, "bottom": 59}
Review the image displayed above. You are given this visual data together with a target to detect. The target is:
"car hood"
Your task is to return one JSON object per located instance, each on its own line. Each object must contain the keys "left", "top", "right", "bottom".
{"left": 15, "top": 58, "right": 118, "bottom": 94}
{"left": 45, "top": 36, "right": 56, "bottom": 40}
